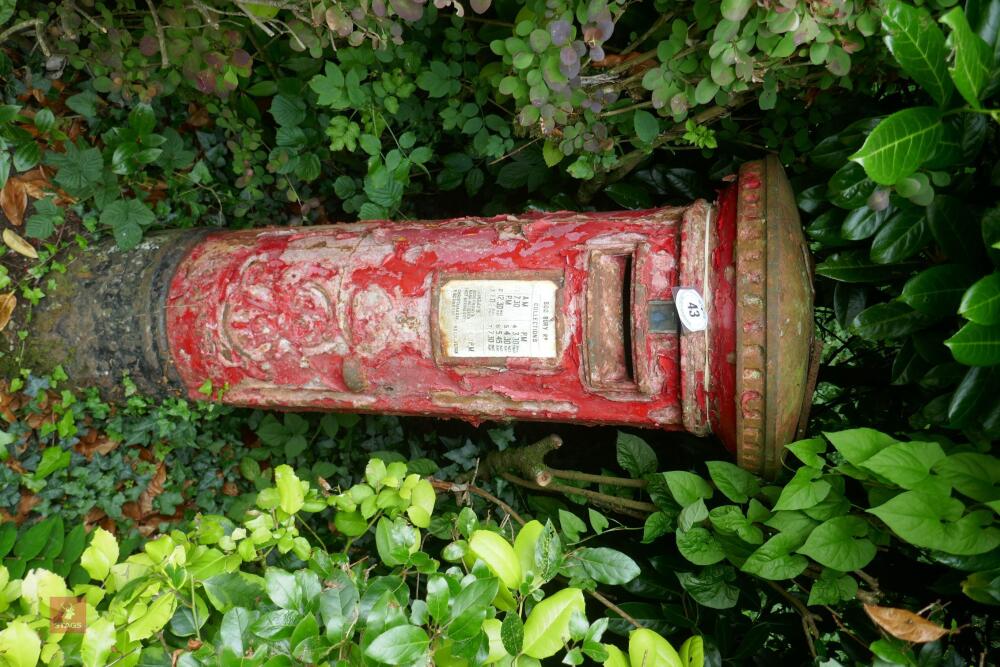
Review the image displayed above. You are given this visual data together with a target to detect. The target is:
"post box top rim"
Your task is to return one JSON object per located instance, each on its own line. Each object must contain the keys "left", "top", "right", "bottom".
{"left": 734, "top": 155, "right": 818, "bottom": 479}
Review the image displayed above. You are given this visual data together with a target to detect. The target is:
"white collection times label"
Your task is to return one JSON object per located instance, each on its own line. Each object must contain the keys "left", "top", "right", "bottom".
{"left": 439, "top": 280, "right": 558, "bottom": 358}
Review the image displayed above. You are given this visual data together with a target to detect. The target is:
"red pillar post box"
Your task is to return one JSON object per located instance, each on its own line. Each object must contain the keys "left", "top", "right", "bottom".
{"left": 6, "top": 156, "right": 816, "bottom": 476}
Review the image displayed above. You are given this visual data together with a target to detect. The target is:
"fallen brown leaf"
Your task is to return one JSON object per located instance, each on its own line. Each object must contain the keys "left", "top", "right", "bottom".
{"left": 17, "top": 167, "right": 54, "bottom": 200}
{"left": 138, "top": 462, "right": 167, "bottom": 517}
{"left": 0, "top": 178, "right": 28, "bottom": 226}
{"left": 863, "top": 604, "right": 951, "bottom": 643}
{"left": 3, "top": 228, "right": 38, "bottom": 259}
{"left": 0, "top": 293, "right": 15, "bottom": 332}
{"left": 74, "top": 429, "right": 120, "bottom": 460}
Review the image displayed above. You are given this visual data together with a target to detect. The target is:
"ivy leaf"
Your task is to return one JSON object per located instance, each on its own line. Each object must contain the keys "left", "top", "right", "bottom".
{"left": 365, "top": 625, "right": 430, "bottom": 665}
{"left": 99, "top": 199, "right": 154, "bottom": 250}
{"left": 797, "top": 516, "right": 877, "bottom": 572}
{"left": 869, "top": 489, "right": 1000, "bottom": 555}
{"left": 48, "top": 141, "right": 104, "bottom": 197}
{"left": 706, "top": 461, "right": 760, "bottom": 503}
{"left": 882, "top": 0, "right": 954, "bottom": 106}
{"left": 675, "top": 564, "right": 739, "bottom": 609}
{"left": 824, "top": 428, "right": 898, "bottom": 466}
{"left": 675, "top": 527, "right": 725, "bottom": 565}
{"left": 616, "top": 432, "right": 658, "bottom": 478}
{"left": 773, "top": 467, "right": 831, "bottom": 511}
{"left": 940, "top": 7, "right": 993, "bottom": 107}
{"left": 663, "top": 471, "right": 713, "bottom": 507}
{"left": 850, "top": 107, "right": 943, "bottom": 186}
{"left": 741, "top": 533, "right": 809, "bottom": 580}
{"left": 945, "top": 322, "right": 1000, "bottom": 366}
{"left": 808, "top": 570, "right": 858, "bottom": 606}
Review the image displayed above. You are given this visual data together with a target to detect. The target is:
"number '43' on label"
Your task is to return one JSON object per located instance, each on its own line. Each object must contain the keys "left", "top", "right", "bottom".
{"left": 674, "top": 288, "right": 708, "bottom": 332}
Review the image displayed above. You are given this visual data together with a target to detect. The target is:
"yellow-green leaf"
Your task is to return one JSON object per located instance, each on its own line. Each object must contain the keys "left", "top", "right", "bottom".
{"left": 469, "top": 530, "right": 522, "bottom": 590}
{"left": 81, "top": 527, "right": 119, "bottom": 582}
{"left": 522, "top": 587, "right": 585, "bottom": 658}
{"left": 628, "top": 628, "right": 683, "bottom": 667}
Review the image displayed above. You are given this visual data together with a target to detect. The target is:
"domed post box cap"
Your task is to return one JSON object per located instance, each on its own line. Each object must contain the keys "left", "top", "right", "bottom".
{"left": 734, "top": 155, "right": 819, "bottom": 478}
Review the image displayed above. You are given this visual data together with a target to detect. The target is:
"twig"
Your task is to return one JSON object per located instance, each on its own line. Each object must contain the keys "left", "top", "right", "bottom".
{"left": 588, "top": 589, "right": 644, "bottom": 629}
{"left": 461, "top": 15, "right": 515, "bottom": 28}
{"left": 68, "top": 1, "right": 109, "bottom": 34}
{"left": 600, "top": 100, "right": 654, "bottom": 118}
{"left": 608, "top": 47, "right": 658, "bottom": 75}
{"left": 500, "top": 472, "right": 657, "bottom": 516}
{"left": 234, "top": 2, "right": 276, "bottom": 37}
{"left": 547, "top": 468, "right": 647, "bottom": 489}
{"left": 145, "top": 0, "right": 169, "bottom": 69}
{"left": 488, "top": 136, "right": 541, "bottom": 166}
{"left": 766, "top": 581, "right": 819, "bottom": 660}
{"left": 0, "top": 19, "right": 51, "bottom": 58}
{"left": 620, "top": 12, "right": 672, "bottom": 57}
{"left": 429, "top": 479, "right": 526, "bottom": 526}
{"left": 482, "top": 435, "right": 563, "bottom": 486}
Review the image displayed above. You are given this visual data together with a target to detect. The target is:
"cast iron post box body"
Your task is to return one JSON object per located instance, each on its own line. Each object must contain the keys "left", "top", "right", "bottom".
{"left": 7, "top": 156, "right": 815, "bottom": 476}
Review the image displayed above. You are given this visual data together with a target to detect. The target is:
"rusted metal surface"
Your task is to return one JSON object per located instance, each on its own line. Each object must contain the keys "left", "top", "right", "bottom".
{"left": 734, "top": 156, "right": 816, "bottom": 477}
{"left": 3, "top": 157, "right": 817, "bottom": 475}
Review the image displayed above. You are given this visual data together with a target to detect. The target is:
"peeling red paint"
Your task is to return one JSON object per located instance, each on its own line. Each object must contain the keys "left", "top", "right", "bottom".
{"left": 165, "top": 206, "right": 720, "bottom": 430}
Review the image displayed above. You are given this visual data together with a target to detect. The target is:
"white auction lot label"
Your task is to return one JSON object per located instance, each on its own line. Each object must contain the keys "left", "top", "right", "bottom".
{"left": 439, "top": 280, "right": 557, "bottom": 358}
{"left": 675, "top": 288, "right": 708, "bottom": 332}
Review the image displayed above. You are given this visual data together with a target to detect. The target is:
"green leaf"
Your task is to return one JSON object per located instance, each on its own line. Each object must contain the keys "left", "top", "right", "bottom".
{"left": 633, "top": 110, "right": 659, "bottom": 144}
{"left": 366, "top": 625, "right": 429, "bottom": 665}
{"left": 859, "top": 441, "right": 946, "bottom": 488}
{"left": 901, "top": 264, "right": 977, "bottom": 315}
{"left": 852, "top": 302, "right": 935, "bottom": 340}
{"left": 934, "top": 453, "right": 1000, "bottom": 502}
{"left": 675, "top": 527, "right": 725, "bottom": 565}
{"left": 706, "top": 461, "right": 760, "bottom": 503}
{"left": 274, "top": 465, "right": 304, "bottom": 514}
{"left": 948, "top": 366, "right": 998, "bottom": 424}
{"left": 827, "top": 161, "right": 877, "bottom": 209}
{"left": 676, "top": 565, "right": 739, "bottom": 609}
{"left": 850, "top": 107, "right": 943, "bottom": 186}
{"left": 469, "top": 529, "right": 522, "bottom": 589}
{"left": 81, "top": 527, "right": 118, "bottom": 581}
{"left": 824, "top": 428, "right": 897, "bottom": 466}
{"left": 81, "top": 616, "right": 116, "bottom": 667}
{"left": 870, "top": 490, "right": 1000, "bottom": 555}
{"left": 616, "top": 432, "right": 658, "bottom": 478}
{"left": 0, "top": 621, "right": 41, "bottom": 667}
{"left": 773, "top": 467, "right": 831, "bottom": 511}
{"left": 815, "top": 250, "right": 916, "bottom": 284}
{"left": 33, "top": 446, "right": 70, "bottom": 479}
{"left": 522, "top": 587, "right": 585, "bottom": 659}
{"left": 629, "top": 628, "right": 683, "bottom": 667}
{"left": 49, "top": 142, "right": 104, "bottom": 196}
{"left": 663, "top": 471, "right": 713, "bottom": 506}
{"left": 946, "top": 322, "right": 1000, "bottom": 365}
{"left": 786, "top": 438, "right": 827, "bottom": 469}
{"left": 446, "top": 577, "right": 499, "bottom": 641}
{"left": 14, "top": 517, "right": 55, "bottom": 560}
{"left": 960, "top": 273, "right": 1000, "bottom": 324}
{"left": 882, "top": 0, "right": 954, "bottom": 106}
{"left": 807, "top": 570, "right": 858, "bottom": 606}
{"left": 679, "top": 636, "right": 704, "bottom": 667}
{"left": 575, "top": 548, "right": 640, "bottom": 585}
{"left": 741, "top": 533, "right": 809, "bottom": 580}
{"left": 501, "top": 613, "right": 524, "bottom": 656}
{"left": 127, "top": 594, "right": 178, "bottom": 641}
{"left": 797, "top": 516, "right": 877, "bottom": 571}
{"left": 870, "top": 207, "right": 932, "bottom": 264}
{"left": 100, "top": 198, "right": 155, "bottom": 250}
{"left": 940, "top": 7, "right": 993, "bottom": 107}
